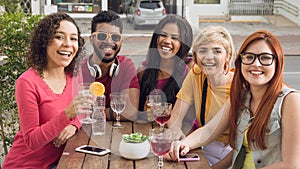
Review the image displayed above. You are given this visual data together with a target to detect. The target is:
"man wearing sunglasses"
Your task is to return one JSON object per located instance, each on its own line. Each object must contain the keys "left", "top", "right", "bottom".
{"left": 80, "top": 10, "right": 140, "bottom": 121}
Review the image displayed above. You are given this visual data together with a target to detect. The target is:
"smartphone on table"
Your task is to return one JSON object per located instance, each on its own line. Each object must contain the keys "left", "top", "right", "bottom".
{"left": 75, "top": 145, "right": 110, "bottom": 156}
{"left": 178, "top": 153, "right": 200, "bottom": 162}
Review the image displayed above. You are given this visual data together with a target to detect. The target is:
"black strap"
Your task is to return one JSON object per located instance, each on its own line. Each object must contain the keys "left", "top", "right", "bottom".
{"left": 200, "top": 78, "right": 208, "bottom": 126}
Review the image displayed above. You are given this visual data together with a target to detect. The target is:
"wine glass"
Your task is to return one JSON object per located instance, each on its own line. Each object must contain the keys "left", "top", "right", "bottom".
{"left": 150, "top": 128, "right": 173, "bottom": 169}
{"left": 146, "top": 94, "right": 162, "bottom": 122}
{"left": 152, "top": 102, "right": 172, "bottom": 130}
{"left": 110, "top": 92, "right": 127, "bottom": 128}
{"left": 78, "top": 83, "right": 96, "bottom": 124}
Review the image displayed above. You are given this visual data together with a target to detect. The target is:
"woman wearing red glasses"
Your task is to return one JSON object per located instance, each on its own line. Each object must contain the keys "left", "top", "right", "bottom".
{"left": 167, "top": 30, "right": 300, "bottom": 168}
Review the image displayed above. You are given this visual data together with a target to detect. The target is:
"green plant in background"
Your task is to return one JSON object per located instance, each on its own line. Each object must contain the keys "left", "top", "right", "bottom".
{"left": 0, "top": 12, "right": 41, "bottom": 160}
{"left": 0, "top": 0, "right": 22, "bottom": 13}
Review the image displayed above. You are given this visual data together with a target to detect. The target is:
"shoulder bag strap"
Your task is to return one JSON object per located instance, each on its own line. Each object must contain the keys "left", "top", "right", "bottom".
{"left": 200, "top": 78, "right": 208, "bottom": 126}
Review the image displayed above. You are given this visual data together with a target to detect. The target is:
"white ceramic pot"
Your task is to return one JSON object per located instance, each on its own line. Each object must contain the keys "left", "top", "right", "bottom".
{"left": 119, "top": 139, "right": 150, "bottom": 160}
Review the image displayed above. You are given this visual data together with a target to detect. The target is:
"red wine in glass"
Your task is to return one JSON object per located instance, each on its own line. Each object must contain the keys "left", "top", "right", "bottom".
{"left": 150, "top": 138, "right": 172, "bottom": 156}
{"left": 150, "top": 128, "right": 173, "bottom": 169}
{"left": 154, "top": 114, "right": 171, "bottom": 126}
{"left": 152, "top": 102, "right": 172, "bottom": 129}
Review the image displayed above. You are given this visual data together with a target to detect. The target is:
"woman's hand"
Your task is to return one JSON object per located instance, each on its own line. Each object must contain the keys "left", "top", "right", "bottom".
{"left": 164, "top": 140, "right": 191, "bottom": 161}
{"left": 53, "top": 125, "right": 77, "bottom": 148}
{"left": 64, "top": 93, "right": 94, "bottom": 119}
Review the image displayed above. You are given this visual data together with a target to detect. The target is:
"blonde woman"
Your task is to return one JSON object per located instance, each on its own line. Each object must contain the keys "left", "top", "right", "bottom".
{"left": 167, "top": 26, "right": 235, "bottom": 168}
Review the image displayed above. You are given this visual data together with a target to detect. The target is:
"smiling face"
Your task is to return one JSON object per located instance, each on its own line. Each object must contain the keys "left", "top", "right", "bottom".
{"left": 241, "top": 40, "right": 276, "bottom": 87}
{"left": 195, "top": 42, "right": 228, "bottom": 76}
{"left": 91, "top": 23, "right": 122, "bottom": 62}
{"left": 46, "top": 20, "right": 79, "bottom": 69}
{"left": 157, "top": 23, "right": 181, "bottom": 60}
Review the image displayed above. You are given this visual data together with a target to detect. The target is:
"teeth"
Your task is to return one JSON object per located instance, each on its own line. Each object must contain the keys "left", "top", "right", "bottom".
{"left": 58, "top": 51, "right": 71, "bottom": 55}
{"left": 203, "top": 63, "right": 215, "bottom": 67}
{"left": 250, "top": 70, "right": 263, "bottom": 75}
{"left": 103, "top": 47, "right": 113, "bottom": 50}
{"left": 162, "top": 46, "right": 171, "bottom": 51}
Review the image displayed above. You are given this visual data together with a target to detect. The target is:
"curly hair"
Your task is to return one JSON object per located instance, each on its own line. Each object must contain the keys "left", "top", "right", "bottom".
{"left": 28, "top": 12, "right": 85, "bottom": 77}
{"left": 138, "top": 14, "right": 193, "bottom": 111}
{"left": 91, "top": 10, "right": 123, "bottom": 33}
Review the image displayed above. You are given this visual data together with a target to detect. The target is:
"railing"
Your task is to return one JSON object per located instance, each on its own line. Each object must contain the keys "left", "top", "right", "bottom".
{"left": 273, "top": 0, "right": 298, "bottom": 16}
{"left": 228, "top": 1, "right": 274, "bottom": 15}
{"left": 228, "top": 0, "right": 298, "bottom": 17}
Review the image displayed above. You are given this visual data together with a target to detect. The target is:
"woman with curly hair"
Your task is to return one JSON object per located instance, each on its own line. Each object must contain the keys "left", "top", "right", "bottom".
{"left": 3, "top": 12, "right": 90, "bottom": 168}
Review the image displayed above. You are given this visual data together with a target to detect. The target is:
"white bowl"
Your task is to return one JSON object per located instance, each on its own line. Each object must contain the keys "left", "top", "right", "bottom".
{"left": 119, "top": 139, "right": 150, "bottom": 160}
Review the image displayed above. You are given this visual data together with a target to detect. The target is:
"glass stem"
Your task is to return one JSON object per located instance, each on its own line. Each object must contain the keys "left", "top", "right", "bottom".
{"left": 116, "top": 113, "right": 121, "bottom": 125}
{"left": 158, "top": 156, "right": 163, "bottom": 169}
{"left": 159, "top": 124, "right": 164, "bottom": 131}
{"left": 86, "top": 113, "right": 92, "bottom": 121}
{"left": 87, "top": 104, "right": 93, "bottom": 121}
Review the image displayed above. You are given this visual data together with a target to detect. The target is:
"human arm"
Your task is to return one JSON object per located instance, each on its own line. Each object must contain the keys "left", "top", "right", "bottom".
{"left": 167, "top": 99, "right": 190, "bottom": 139}
{"left": 54, "top": 103, "right": 83, "bottom": 148}
{"left": 165, "top": 100, "right": 231, "bottom": 161}
{"left": 53, "top": 93, "right": 93, "bottom": 147}
{"left": 261, "top": 92, "right": 300, "bottom": 169}
{"left": 16, "top": 75, "right": 92, "bottom": 150}
{"left": 168, "top": 71, "right": 197, "bottom": 137}
{"left": 52, "top": 125, "right": 77, "bottom": 147}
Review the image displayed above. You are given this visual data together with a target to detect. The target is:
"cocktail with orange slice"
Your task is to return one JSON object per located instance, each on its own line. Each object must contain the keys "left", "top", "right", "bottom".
{"left": 79, "top": 82, "right": 105, "bottom": 124}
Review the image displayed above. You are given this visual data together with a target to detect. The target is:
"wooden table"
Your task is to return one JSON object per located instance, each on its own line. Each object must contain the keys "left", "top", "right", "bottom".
{"left": 57, "top": 121, "right": 211, "bottom": 169}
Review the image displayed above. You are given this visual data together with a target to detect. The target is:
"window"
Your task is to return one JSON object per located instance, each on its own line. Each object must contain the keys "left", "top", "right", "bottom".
{"left": 140, "top": 1, "right": 161, "bottom": 9}
{"left": 194, "top": 0, "right": 220, "bottom": 4}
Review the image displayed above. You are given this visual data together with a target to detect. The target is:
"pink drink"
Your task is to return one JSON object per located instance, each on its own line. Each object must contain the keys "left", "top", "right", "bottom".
{"left": 150, "top": 138, "right": 172, "bottom": 156}
{"left": 154, "top": 114, "right": 171, "bottom": 125}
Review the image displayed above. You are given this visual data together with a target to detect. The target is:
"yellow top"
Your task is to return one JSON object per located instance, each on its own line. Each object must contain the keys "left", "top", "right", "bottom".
{"left": 176, "top": 69, "right": 231, "bottom": 143}
{"left": 242, "top": 130, "right": 255, "bottom": 169}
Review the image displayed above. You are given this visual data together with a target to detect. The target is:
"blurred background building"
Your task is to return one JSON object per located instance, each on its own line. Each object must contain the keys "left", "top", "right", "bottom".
{"left": 4, "top": 0, "right": 300, "bottom": 26}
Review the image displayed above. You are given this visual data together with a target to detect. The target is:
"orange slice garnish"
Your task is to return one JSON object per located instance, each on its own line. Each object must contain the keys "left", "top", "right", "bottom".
{"left": 89, "top": 82, "right": 105, "bottom": 96}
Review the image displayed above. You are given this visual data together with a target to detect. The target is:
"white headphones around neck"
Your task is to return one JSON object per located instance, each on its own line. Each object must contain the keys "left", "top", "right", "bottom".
{"left": 87, "top": 55, "right": 119, "bottom": 78}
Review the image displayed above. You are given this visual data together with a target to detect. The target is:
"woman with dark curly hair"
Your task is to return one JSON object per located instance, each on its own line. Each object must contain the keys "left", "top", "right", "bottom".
{"left": 2, "top": 12, "right": 90, "bottom": 169}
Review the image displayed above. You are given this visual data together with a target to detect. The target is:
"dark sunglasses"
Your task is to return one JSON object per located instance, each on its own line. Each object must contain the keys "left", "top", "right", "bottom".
{"left": 92, "top": 32, "right": 122, "bottom": 42}
{"left": 240, "top": 52, "right": 276, "bottom": 66}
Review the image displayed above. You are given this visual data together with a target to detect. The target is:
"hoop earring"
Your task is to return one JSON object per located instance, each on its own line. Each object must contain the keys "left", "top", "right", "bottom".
{"left": 223, "top": 61, "right": 230, "bottom": 75}
{"left": 192, "top": 63, "right": 201, "bottom": 75}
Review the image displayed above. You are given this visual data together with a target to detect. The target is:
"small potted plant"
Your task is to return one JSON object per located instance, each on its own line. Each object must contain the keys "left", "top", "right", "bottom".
{"left": 119, "top": 132, "right": 150, "bottom": 160}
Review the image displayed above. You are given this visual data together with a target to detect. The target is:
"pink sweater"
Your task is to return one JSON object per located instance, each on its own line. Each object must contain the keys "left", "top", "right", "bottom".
{"left": 2, "top": 67, "right": 81, "bottom": 169}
